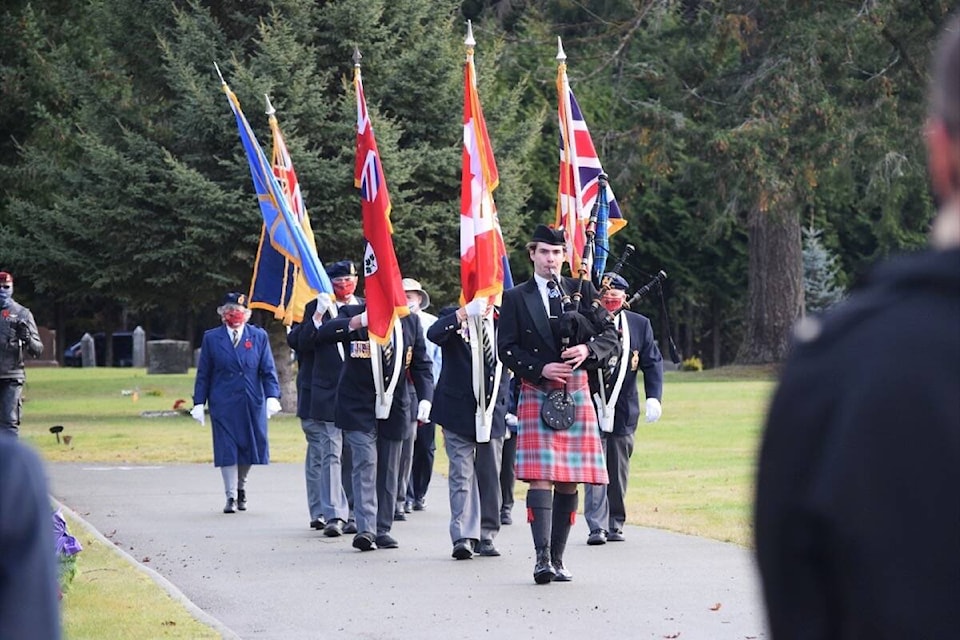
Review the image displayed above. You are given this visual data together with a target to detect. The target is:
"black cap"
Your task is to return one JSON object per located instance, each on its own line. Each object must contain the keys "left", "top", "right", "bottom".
{"left": 530, "top": 224, "right": 565, "bottom": 247}
{"left": 326, "top": 260, "right": 357, "bottom": 278}
{"left": 602, "top": 273, "right": 629, "bottom": 291}
{"left": 221, "top": 292, "right": 248, "bottom": 307}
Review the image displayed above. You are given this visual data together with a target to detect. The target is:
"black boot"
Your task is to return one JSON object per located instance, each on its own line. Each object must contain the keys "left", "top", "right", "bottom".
{"left": 551, "top": 490, "right": 578, "bottom": 582}
{"left": 527, "top": 488, "right": 556, "bottom": 584}
{"left": 237, "top": 489, "right": 247, "bottom": 511}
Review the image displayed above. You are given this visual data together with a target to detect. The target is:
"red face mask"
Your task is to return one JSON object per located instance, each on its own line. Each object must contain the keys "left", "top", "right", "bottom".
{"left": 223, "top": 309, "right": 246, "bottom": 328}
{"left": 333, "top": 280, "right": 356, "bottom": 301}
{"left": 600, "top": 296, "right": 625, "bottom": 315}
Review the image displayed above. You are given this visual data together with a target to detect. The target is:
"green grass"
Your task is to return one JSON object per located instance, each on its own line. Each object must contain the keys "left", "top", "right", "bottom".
{"left": 23, "top": 365, "right": 776, "bottom": 638}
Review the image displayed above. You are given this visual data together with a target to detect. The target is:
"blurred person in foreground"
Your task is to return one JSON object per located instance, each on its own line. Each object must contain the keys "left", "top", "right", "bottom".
{"left": 0, "top": 436, "right": 60, "bottom": 639}
{"left": 754, "top": 14, "right": 960, "bottom": 639}
{"left": 192, "top": 292, "right": 281, "bottom": 514}
{"left": 0, "top": 271, "right": 44, "bottom": 438}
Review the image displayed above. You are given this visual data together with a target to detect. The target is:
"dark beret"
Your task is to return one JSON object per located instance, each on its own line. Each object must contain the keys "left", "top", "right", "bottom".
{"left": 530, "top": 224, "right": 565, "bottom": 247}
{"left": 221, "top": 291, "right": 248, "bottom": 307}
{"left": 326, "top": 260, "right": 357, "bottom": 278}
{"left": 602, "top": 273, "right": 629, "bottom": 291}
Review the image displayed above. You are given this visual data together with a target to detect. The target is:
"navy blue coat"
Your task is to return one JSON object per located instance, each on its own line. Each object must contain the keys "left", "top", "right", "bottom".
{"left": 193, "top": 323, "right": 279, "bottom": 466}
{"left": 287, "top": 297, "right": 363, "bottom": 422}
{"left": 597, "top": 310, "right": 663, "bottom": 436}
{"left": 426, "top": 306, "right": 507, "bottom": 441}
{"left": 315, "top": 305, "right": 433, "bottom": 441}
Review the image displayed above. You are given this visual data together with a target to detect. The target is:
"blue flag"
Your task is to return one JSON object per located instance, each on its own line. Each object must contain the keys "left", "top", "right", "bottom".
{"left": 221, "top": 81, "right": 332, "bottom": 296}
{"left": 593, "top": 181, "right": 610, "bottom": 280}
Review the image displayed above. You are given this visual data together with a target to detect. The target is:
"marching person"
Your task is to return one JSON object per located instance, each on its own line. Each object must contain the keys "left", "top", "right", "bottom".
{"left": 498, "top": 224, "right": 620, "bottom": 584}
{"left": 427, "top": 302, "right": 508, "bottom": 559}
{"left": 192, "top": 292, "right": 281, "bottom": 514}
{"left": 0, "top": 271, "right": 44, "bottom": 438}
{"left": 398, "top": 278, "right": 441, "bottom": 517}
{"left": 315, "top": 300, "right": 433, "bottom": 551}
{"left": 286, "top": 260, "right": 361, "bottom": 536}
{"left": 755, "top": 14, "right": 960, "bottom": 638}
{"left": 583, "top": 273, "right": 663, "bottom": 545}
{"left": 499, "top": 375, "right": 519, "bottom": 525}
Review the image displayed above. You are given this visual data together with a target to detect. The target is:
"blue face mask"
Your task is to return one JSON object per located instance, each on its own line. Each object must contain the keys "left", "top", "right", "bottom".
{"left": 0, "top": 287, "right": 10, "bottom": 302}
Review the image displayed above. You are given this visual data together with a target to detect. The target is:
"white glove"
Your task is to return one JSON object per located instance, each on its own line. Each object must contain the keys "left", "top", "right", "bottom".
{"left": 416, "top": 399, "right": 432, "bottom": 423}
{"left": 190, "top": 404, "right": 205, "bottom": 426}
{"left": 464, "top": 298, "right": 488, "bottom": 317}
{"left": 645, "top": 397, "right": 662, "bottom": 423}
{"left": 358, "top": 311, "right": 368, "bottom": 327}
{"left": 504, "top": 412, "right": 519, "bottom": 427}
{"left": 266, "top": 397, "right": 282, "bottom": 419}
{"left": 315, "top": 294, "right": 336, "bottom": 319}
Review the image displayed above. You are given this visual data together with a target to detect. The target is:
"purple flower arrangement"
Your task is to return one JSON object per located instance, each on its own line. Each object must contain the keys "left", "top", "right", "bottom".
{"left": 52, "top": 509, "right": 83, "bottom": 595}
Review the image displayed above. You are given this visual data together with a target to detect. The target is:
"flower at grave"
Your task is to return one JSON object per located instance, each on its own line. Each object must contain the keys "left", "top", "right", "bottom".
{"left": 53, "top": 508, "right": 83, "bottom": 596}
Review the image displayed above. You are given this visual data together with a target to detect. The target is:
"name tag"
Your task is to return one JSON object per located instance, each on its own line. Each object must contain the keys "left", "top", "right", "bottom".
{"left": 350, "top": 341, "right": 371, "bottom": 359}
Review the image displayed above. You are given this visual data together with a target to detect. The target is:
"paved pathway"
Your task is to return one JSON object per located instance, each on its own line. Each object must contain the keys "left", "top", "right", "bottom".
{"left": 49, "top": 462, "right": 768, "bottom": 639}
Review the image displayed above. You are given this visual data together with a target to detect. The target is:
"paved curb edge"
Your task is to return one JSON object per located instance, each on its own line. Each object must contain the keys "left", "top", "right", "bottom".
{"left": 53, "top": 498, "right": 243, "bottom": 640}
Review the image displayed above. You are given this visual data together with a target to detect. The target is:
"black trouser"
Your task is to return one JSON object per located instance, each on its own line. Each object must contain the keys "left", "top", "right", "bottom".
{"left": 407, "top": 421, "right": 435, "bottom": 502}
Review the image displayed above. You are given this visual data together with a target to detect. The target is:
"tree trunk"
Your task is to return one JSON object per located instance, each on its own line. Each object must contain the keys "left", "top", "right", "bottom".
{"left": 711, "top": 297, "right": 721, "bottom": 368}
{"left": 267, "top": 322, "right": 298, "bottom": 413}
{"left": 736, "top": 207, "right": 803, "bottom": 364}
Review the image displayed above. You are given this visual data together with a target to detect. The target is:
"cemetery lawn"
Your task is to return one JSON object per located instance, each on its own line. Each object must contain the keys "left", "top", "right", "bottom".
{"left": 24, "top": 365, "right": 776, "bottom": 637}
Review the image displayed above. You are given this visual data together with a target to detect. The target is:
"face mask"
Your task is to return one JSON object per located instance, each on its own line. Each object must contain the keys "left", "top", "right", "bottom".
{"left": 0, "top": 287, "right": 10, "bottom": 302}
{"left": 333, "top": 280, "right": 356, "bottom": 301}
{"left": 601, "top": 296, "right": 624, "bottom": 314}
{"left": 223, "top": 309, "right": 246, "bottom": 328}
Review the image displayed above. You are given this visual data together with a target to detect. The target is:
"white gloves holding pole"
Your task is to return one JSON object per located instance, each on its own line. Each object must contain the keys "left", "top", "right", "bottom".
{"left": 645, "top": 398, "right": 662, "bottom": 423}
{"left": 464, "top": 298, "right": 488, "bottom": 317}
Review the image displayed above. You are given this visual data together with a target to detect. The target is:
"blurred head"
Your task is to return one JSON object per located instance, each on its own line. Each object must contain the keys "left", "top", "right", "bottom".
{"left": 526, "top": 225, "right": 566, "bottom": 279}
{"left": 0, "top": 271, "right": 12, "bottom": 302}
{"left": 326, "top": 260, "right": 359, "bottom": 302}
{"left": 926, "top": 14, "right": 960, "bottom": 247}
{"left": 401, "top": 278, "right": 430, "bottom": 312}
{"left": 217, "top": 292, "right": 250, "bottom": 328}
{"left": 599, "top": 272, "right": 629, "bottom": 314}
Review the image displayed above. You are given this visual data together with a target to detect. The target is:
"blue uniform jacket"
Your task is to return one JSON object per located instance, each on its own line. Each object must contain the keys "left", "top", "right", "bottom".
{"left": 598, "top": 310, "right": 663, "bottom": 436}
{"left": 426, "top": 306, "right": 507, "bottom": 441}
{"left": 193, "top": 323, "right": 279, "bottom": 466}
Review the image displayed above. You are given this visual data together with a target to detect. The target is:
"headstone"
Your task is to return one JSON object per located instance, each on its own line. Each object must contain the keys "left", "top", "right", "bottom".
{"left": 147, "top": 340, "right": 192, "bottom": 374}
{"left": 132, "top": 326, "right": 146, "bottom": 368}
{"left": 80, "top": 333, "right": 96, "bottom": 368}
{"left": 25, "top": 327, "right": 59, "bottom": 367}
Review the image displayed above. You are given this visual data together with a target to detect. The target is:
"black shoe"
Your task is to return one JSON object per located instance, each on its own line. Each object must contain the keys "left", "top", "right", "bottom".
{"left": 393, "top": 510, "right": 407, "bottom": 521}
{"left": 476, "top": 539, "right": 501, "bottom": 557}
{"left": 404, "top": 500, "right": 413, "bottom": 514}
{"left": 343, "top": 519, "right": 358, "bottom": 534}
{"left": 223, "top": 498, "right": 236, "bottom": 514}
{"left": 452, "top": 538, "right": 474, "bottom": 560}
{"left": 500, "top": 509, "right": 513, "bottom": 526}
{"left": 413, "top": 498, "right": 426, "bottom": 511}
{"left": 352, "top": 532, "right": 375, "bottom": 551}
{"left": 323, "top": 519, "right": 344, "bottom": 537}
{"left": 375, "top": 533, "right": 399, "bottom": 549}
{"left": 553, "top": 560, "right": 573, "bottom": 582}
{"left": 587, "top": 529, "right": 607, "bottom": 545}
{"left": 310, "top": 517, "right": 327, "bottom": 531}
{"left": 533, "top": 548, "right": 556, "bottom": 584}
{"left": 236, "top": 489, "right": 246, "bottom": 511}
{"left": 607, "top": 528, "right": 625, "bottom": 542}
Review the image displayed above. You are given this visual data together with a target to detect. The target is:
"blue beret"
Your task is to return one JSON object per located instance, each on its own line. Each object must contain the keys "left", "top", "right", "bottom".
{"left": 221, "top": 291, "right": 248, "bottom": 307}
{"left": 326, "top": 260, "right": 357, "bottom": 278}
{"left": 602, "top": 273, "right": 629, "bottom": 291}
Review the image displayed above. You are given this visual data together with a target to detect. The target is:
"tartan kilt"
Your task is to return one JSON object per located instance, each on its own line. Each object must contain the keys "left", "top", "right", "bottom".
{"left": 515, "top": 370, "right": 609, "bottom": 485}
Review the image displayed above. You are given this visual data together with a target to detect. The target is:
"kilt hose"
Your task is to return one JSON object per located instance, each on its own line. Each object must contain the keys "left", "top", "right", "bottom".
{"left": 515, "top": 370, "right": 609, "bottom": 485}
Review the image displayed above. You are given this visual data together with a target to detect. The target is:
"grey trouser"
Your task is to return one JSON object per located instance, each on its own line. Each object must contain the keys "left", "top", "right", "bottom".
{"left": 220, "top": 464, "right": 252, "bottom": 499}
{"left": 444, "top": 430, "right": 504, "bottom": 543}
{"left": 301, "top": 419, "right": 350, "bottom": 522}
{"left": 344, "top": 429, "right": 377, "bottom": 535}
{"left": 376, "top": 436, "right": 402, "bottom": 536}
{"left": 584, "top": 431, "right": 635, "bottom": 532}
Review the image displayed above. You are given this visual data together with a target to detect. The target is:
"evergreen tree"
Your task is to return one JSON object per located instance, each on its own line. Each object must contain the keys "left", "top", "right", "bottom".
{"left": 802, "top": 226, "right": 845, "bottom": 314}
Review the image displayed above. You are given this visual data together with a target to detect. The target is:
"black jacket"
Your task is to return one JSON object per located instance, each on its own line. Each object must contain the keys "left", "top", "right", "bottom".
{"left": 0, "top": 299, "right": 43, "bottom": 381}
{"left": 755, "top": 248, "right": 960, "bottom": 639}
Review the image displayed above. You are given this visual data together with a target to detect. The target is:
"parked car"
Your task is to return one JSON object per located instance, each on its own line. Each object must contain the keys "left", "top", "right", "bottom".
{"left": 63, "top": 331, "right": 163, "bottom": 367}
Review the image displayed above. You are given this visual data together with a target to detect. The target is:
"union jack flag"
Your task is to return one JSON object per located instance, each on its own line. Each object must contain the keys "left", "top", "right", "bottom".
{"left": 354, "top": 63, "right": 408, "bottom": 345}
{"left": 555, "top": 46, "right": 626, "bottom": 278}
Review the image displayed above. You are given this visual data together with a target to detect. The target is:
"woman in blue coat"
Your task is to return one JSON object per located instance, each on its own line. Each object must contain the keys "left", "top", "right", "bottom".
{"left": 192, "top": 292, "right": 281, "bottom": 513}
